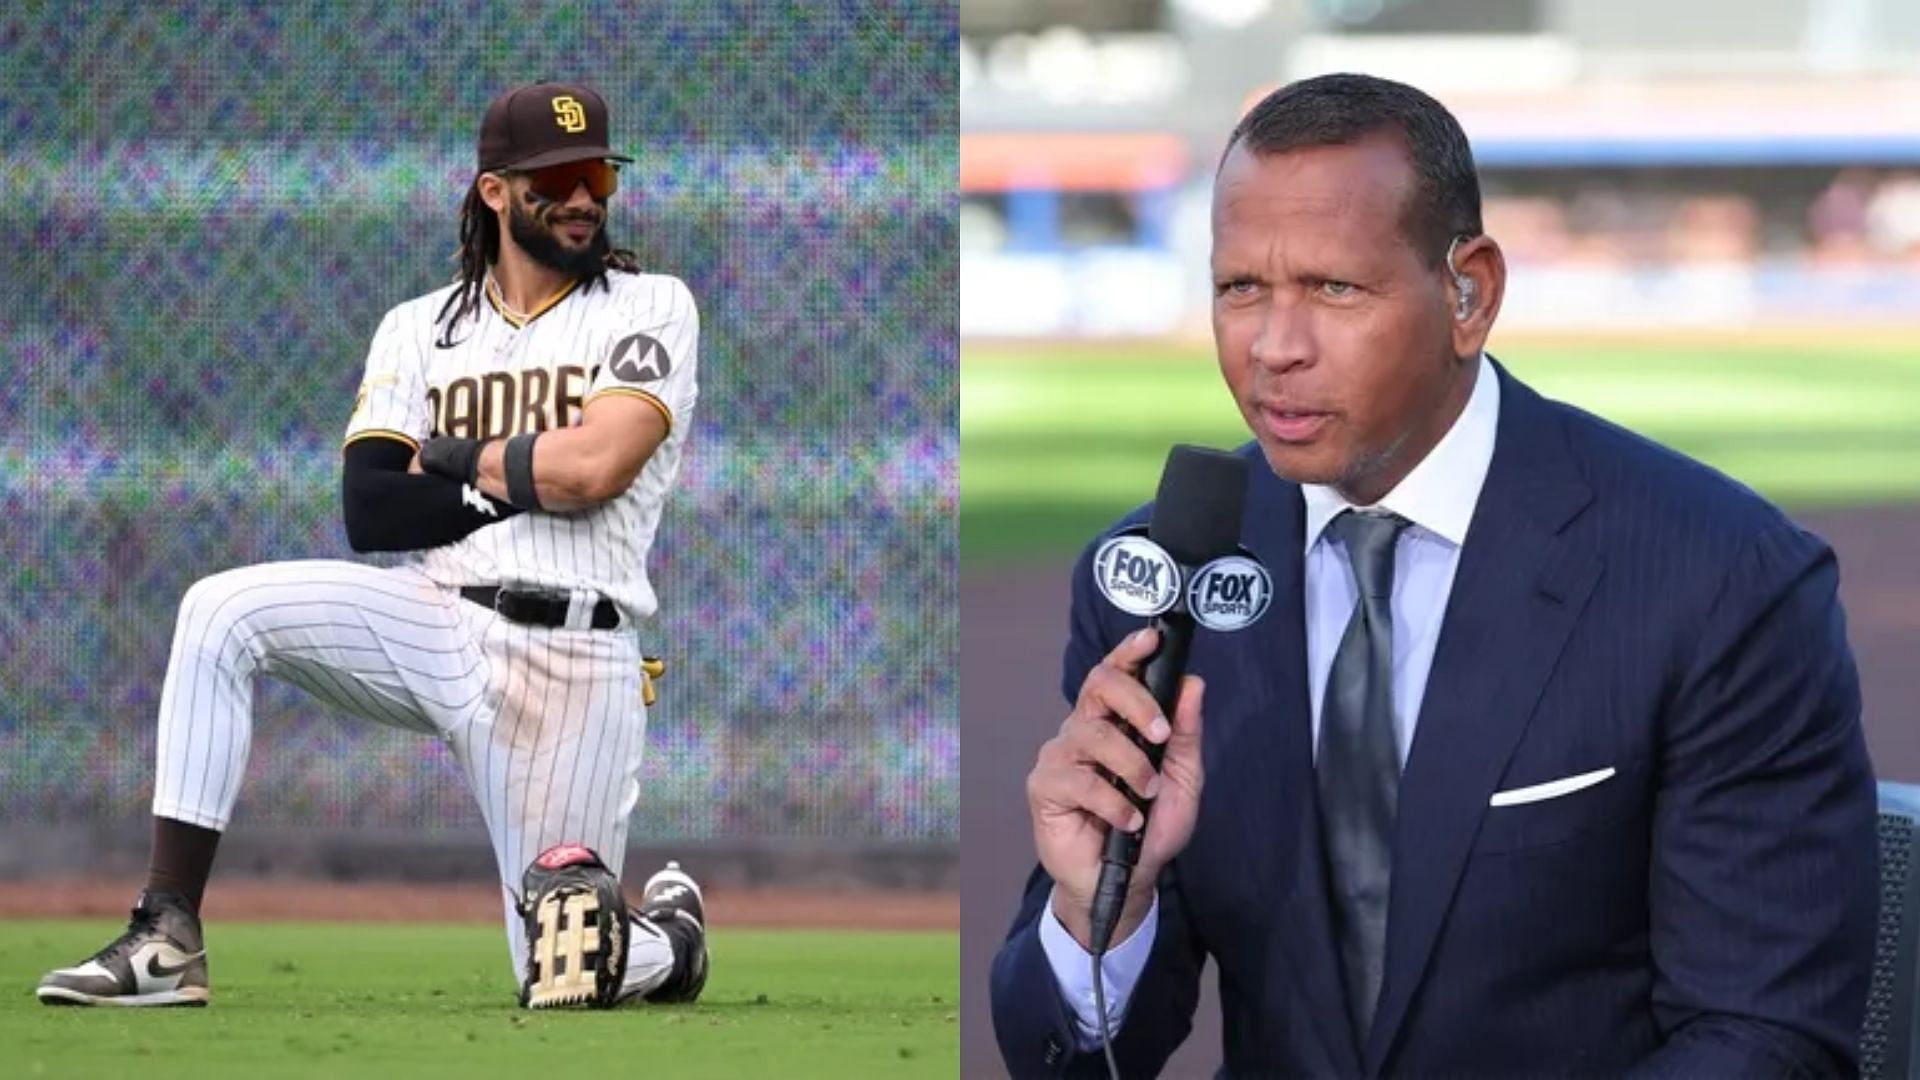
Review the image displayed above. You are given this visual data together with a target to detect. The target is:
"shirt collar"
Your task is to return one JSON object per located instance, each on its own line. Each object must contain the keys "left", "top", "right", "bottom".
{"left": 1300, "top": 351, "right": 1501, "bottom": 554}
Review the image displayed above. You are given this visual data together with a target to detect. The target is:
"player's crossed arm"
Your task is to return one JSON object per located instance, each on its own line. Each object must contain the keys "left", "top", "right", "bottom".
{"left": 342, "top": 435, "right": 524, "bottom": 552}
{"left": 340, "top": 309, "right": 524, "bottom": 552}
{"left": 417, "top": 278, "right": 694, "bottom": 513}
{"left": 410, "top": 392, "right": 668, "bottom": 514}
{"left": 473, "top": 392, "right": 669, "bottom": 512}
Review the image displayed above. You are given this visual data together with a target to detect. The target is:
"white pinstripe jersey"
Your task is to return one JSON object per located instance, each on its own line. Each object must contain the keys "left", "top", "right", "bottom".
{"left": 343, "top": 269, "right": 699, "bottom": 624}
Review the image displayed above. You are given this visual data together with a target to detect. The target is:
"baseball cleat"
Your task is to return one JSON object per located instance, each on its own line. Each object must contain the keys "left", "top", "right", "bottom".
{"left": 37, "top": 890, "right": 209, "bottom": 1007}
{"left": 635, "top": 860, "right": 708, "bottom": 1003}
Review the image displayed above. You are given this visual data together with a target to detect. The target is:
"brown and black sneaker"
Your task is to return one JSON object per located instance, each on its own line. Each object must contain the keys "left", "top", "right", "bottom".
{"left": 38, "top": 889, "right": 209, "bottom": 1007}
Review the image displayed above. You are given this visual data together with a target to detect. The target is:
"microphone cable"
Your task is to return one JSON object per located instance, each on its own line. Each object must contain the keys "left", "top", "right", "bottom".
{"left": 1094, "top": 948, "right": 1121, "bottom": 1080}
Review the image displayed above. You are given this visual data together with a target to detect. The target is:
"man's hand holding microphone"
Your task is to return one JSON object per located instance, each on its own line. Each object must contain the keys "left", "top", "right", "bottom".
{"left": 1029, "top": 625, "right": 1206, "bottom": 951}
{"left": 1026, "top": 445, "right": 1258, "bottom": 962}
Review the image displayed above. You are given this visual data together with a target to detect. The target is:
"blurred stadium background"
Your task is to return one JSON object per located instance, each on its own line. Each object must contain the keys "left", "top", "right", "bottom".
{"left": 959, "top": 0, "right": 1920, "bottom": 1074}
{"left": 0, "top": 1, "right": 956, "bottom": 1072}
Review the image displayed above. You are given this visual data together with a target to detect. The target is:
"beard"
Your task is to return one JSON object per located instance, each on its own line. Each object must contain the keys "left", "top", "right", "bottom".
{"left": 508, "top": 196, "right": 610, "bottom": 278}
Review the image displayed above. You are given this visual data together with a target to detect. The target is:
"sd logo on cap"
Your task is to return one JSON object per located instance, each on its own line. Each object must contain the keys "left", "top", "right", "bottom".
{"left": 477, "top": 81, "right": 633, "bottom": 172}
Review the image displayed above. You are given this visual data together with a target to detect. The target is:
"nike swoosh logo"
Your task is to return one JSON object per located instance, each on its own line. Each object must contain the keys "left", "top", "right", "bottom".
{"left": 148, "top": 954, "right": 195, "bottom": 979}
{"left": 132, "top": 941, "right": 203, "bottom": 994}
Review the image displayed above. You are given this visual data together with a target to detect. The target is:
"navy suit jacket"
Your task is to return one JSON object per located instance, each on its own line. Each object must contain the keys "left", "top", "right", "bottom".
{"left": 991, "top": 362, "right": 1876, "bottom": 1078}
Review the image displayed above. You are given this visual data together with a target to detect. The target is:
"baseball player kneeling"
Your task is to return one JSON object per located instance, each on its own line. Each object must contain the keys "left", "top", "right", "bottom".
{"left": 37, "top": 81, "right": 706, "bottom": 1010}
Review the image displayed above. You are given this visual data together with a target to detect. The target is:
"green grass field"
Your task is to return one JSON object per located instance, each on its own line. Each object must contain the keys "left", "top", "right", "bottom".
{"left": 962, "top": 336, "right": 1920, "bottom": 561}
{"left": 1, "top": 922, "right": 956, "bottom": 1078}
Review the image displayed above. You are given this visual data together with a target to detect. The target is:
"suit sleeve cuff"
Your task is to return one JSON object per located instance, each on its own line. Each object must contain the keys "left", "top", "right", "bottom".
{"left": 1037, "top": 885, "right": 1160, "bottom": 1051}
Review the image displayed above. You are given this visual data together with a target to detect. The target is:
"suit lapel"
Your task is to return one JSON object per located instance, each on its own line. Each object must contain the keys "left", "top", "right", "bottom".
{"left": 1361, "top": 369, "right": 1603, "bottom": 1073}
{"left": 1237, "top": 453, "right": 1366, "bottom": 1076}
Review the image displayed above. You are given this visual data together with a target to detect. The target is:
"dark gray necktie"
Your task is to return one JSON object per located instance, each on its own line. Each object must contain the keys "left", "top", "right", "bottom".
{"left": 1317, "top": 509, "right": 1410, "bottom": 1040}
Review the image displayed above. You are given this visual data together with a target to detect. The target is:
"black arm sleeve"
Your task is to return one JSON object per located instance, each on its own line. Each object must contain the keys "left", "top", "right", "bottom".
{"left": 341, "top": 438, "right": 523, "bottom": 553}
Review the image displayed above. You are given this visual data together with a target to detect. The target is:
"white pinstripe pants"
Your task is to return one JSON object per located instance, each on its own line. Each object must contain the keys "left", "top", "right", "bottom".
{"left": 149, "top": 559, "right": 672, "bottom": 996}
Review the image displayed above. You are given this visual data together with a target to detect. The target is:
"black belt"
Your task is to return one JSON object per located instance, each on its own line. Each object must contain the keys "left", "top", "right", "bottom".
{"left": 461, "top": 586, "right": 620, "bottom": 630}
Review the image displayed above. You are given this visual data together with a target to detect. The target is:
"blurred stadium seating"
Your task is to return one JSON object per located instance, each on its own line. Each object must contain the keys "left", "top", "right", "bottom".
{"left": 960, "top": 0, "right": 1920, "bottom": 337}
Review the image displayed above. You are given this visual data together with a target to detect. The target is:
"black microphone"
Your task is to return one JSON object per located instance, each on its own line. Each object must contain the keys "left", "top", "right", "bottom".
{"left": 1086, "top": 445, "right": 1249, "bottom": 955}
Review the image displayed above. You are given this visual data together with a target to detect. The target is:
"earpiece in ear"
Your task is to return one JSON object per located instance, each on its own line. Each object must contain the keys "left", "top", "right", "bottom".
{"left": 1446, "top": 235, "right": 1476, "bottom": 320}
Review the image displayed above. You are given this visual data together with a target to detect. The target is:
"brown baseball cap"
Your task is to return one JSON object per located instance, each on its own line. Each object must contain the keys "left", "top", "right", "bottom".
{"left": 477, "top": 81, "right": 633, "bottom": 172}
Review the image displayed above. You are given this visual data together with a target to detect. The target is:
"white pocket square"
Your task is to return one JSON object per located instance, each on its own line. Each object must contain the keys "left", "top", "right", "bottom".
{"left": 1489, "top": 767, "right": 1616, "bottom": 807}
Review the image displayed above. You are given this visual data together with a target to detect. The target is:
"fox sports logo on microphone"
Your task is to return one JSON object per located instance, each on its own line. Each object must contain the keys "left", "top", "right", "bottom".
{"left": 1093, "top": 536, "right": 1181, "bottom": 617}
{"left": 1188, "top": 555, "right": 1272, "bottom": 632}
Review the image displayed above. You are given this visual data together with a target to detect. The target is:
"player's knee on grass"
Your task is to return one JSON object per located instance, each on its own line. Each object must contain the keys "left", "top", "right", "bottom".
{"left": 618, "top": 916, "right": 677, "bottom": 1001}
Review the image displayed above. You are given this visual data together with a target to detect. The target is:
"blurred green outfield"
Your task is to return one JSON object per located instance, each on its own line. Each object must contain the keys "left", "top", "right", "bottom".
{"left": 962, "top": 335, "right": 1920, "bottom": 562}
{"left": 3, "top": 923, "right": 956, "bottom": 1078}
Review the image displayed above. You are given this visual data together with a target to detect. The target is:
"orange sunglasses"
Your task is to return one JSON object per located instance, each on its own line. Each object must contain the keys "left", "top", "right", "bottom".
{"left": 511, "top": 158, "right": 619, "bottom": 203}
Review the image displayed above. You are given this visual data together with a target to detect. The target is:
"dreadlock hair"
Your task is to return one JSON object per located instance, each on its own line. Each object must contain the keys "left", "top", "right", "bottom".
{"left": 434, "top": 175, "right": 643, "bottom": 348}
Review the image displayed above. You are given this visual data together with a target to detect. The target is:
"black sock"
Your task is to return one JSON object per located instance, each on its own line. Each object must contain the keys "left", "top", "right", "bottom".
{"left": 146, "top": 817, "right": 221, "bottom": 913}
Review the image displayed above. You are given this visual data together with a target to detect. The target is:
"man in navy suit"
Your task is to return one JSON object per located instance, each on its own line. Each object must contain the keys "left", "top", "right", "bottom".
{"left": 992, "top": 73, "right": 1876, "bottom": 1077}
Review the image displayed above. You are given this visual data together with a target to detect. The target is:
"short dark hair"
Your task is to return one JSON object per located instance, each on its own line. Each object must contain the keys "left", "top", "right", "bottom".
{"left": 1223, "top": 73, "right": 1482, "bottom": 266}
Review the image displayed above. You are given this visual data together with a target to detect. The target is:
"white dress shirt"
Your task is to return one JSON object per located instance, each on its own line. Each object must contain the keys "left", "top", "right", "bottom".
{"left": 1039, "top": 353, "right": 1502, "bottom": 1046}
